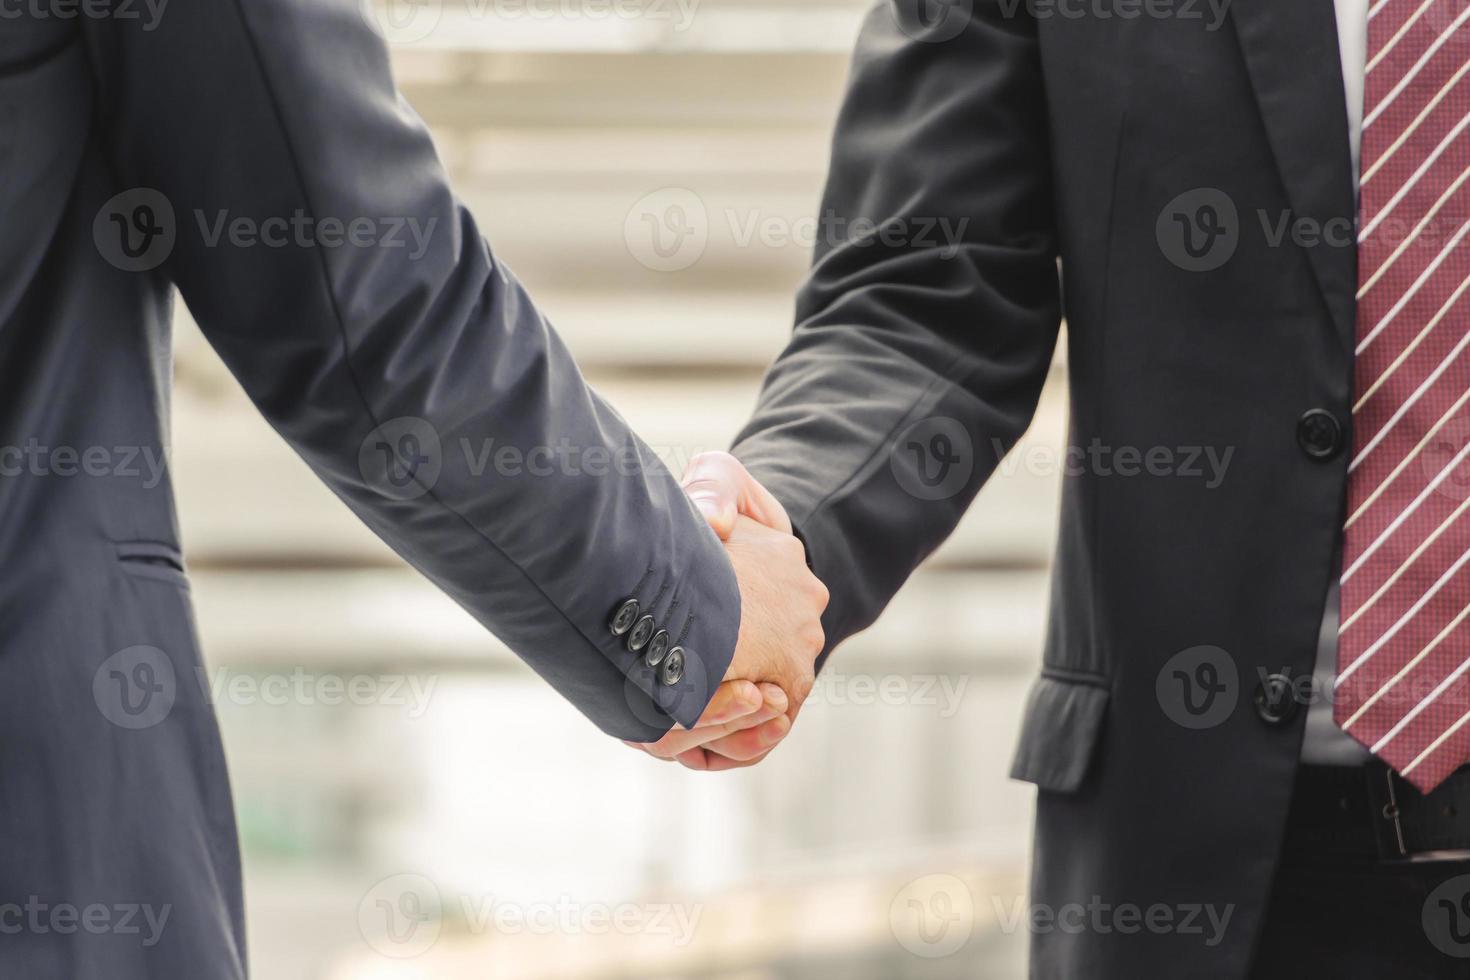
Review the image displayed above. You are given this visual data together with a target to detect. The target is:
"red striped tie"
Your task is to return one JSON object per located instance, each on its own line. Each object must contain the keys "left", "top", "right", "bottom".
{"left": 1336, "top": 0, "right": 1470, "bottom": 793}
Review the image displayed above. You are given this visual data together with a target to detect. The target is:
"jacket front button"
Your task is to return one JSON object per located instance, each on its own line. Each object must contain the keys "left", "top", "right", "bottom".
{"left": 627, "top": 615, "right": 656, "bottom": 654}
{"left": 609, "top": 599, "right": 640, "bottom": 636}
{"left": 1255, "top": 673, "right": 1300, "bottom": 725}
{"left": 1297, "top": 409, "right": 1344, "bottom": 460}
{"left": 660, "top": 647, "right": 686, "bottom": 686}
{"left": 643, "top": 630, "right": 670, "bottom": 668}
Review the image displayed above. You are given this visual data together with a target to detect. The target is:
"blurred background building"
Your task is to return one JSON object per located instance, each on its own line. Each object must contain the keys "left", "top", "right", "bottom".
{"left": 168, "top": 1, "right": 1069, "bottom": 975}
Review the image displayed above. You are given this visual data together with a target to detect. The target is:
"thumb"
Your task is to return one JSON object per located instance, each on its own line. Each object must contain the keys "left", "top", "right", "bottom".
{"left": 682, "top": 451, "right": 791, "bottom": 540}
{"left": 682, "top": 456, "right": 740, "bottom": 540}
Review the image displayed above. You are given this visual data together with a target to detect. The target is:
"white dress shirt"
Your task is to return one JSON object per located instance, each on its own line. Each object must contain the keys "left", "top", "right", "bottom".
{"left": 1300, "top": 0, "right": 1372, "bottom": 765}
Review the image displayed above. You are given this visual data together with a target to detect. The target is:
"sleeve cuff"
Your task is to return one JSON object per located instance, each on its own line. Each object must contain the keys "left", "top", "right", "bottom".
{"left": 599, "top": 517, "right": 741, "bottom": 732}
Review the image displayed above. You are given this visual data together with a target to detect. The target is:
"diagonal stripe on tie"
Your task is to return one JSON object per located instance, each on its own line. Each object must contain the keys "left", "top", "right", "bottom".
{"left": 1337, "top": 0, "right": 1470, "bottom": 793}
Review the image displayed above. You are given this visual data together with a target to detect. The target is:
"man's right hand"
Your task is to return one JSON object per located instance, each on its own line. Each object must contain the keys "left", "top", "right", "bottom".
{"left": 627, "top": 496, "right": 827, "bottom": 770}
{"left": 722, "top": 513, "right": 828, "bottom": 713}
{"left": 627, "top": 454, "right": 826, "bottom": 770}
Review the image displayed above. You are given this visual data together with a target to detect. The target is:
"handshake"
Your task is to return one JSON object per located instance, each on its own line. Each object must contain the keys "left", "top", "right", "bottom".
{"left": 624, "top": 451, "right": 830, "bottom": 771}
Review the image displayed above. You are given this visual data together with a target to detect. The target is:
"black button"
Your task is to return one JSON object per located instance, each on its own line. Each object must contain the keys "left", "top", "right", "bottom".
{"left": 627, "top": 615, "right": 656, "bottom": 654}
{"left": 609, "top": 599, "right": 640, "bottom": 636}
{"left": 643, "top": 630, "right": 670, "bottom": 668}
{"left": 660, "top": 647, "right": 686, "bottom": 686}
{"left": 1297, "top": 409, "right": 1344, "bottom": 460}
{"left": 1255, "top": 673, "right": 1300, "bottom": 725}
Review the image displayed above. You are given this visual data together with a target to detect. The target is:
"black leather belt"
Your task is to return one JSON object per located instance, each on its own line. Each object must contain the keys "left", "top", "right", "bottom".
{"left": 1284, "top": 761, "right": 1470, "bottom": 862}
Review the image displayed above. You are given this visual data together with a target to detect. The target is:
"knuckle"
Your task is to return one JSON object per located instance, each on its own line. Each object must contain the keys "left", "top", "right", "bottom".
{"left": 688, "top": 450, "right": 740, "bottom": 480}
{"left": 688, "top": 449, "right": 731, "bottom": 469}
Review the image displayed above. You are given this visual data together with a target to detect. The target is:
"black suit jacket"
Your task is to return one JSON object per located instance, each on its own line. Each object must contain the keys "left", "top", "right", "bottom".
{"left": 1, "top": 7, "right": 742, "bottom": 978}
{"left": 734, "top": 1, "right": 1359, "bottom": 977}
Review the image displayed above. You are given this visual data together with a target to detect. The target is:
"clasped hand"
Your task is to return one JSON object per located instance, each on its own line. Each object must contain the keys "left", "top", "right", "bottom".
{"left": 624, "top": 452, "right": 827, "bottom": 770}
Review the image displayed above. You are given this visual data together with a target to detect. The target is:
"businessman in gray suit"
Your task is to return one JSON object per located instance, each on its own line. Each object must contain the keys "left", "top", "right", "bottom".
{"left": 0, "top": 6, "right": 825, "bottom": 978}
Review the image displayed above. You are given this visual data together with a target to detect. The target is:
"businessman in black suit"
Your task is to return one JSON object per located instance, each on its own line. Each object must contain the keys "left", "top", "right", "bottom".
{"left": 0, "top": 6, "right": 826, "bottom": 978}
{"left": 673, "top": 0, "right": 1470, "bottom": 977}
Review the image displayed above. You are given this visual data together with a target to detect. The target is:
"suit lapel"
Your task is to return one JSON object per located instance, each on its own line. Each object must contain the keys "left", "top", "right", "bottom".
{"left": 1230, "top": 0, "right": 1358, "bottom": 349}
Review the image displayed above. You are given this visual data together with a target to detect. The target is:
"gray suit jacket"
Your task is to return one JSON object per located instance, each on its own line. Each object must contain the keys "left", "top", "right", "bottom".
{"left": 1, "top": 7, "right": 739, "bottom": 978}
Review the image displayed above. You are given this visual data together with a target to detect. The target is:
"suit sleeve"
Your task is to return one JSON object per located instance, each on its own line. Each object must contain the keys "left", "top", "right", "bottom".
{"left": 731, "top": 1, "right": 1062, "bottom": 662}
{"left": 79, "top": 1, "right": 740, "bottom": 740}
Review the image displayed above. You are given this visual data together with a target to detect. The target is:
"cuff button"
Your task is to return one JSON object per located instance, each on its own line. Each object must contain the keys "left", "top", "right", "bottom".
{"left": 609, "top": 599, "right": 640, "bottom": 636}
{"left": 660, "top": 647, "right": 686, "bottom": 686}
{"left": 627, "top": 615, "right": 656, "bottom": 654}
{"left": 643, "top": 630, "right": 670, "bottom": 668}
